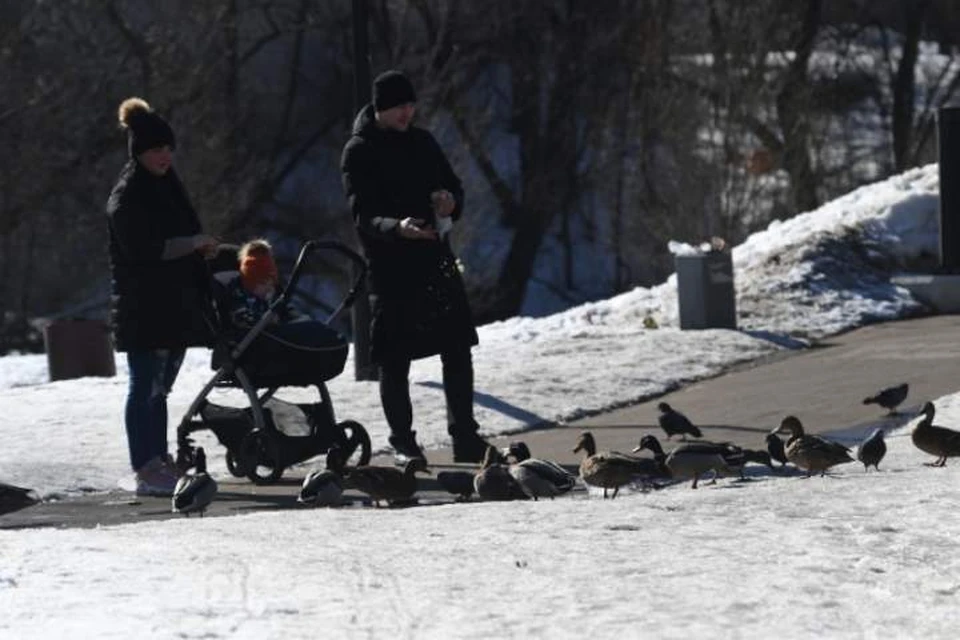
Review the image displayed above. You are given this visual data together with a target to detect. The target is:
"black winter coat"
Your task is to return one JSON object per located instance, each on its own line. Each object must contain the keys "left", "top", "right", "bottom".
{"left": 106, "top": 160, "right": 213, "bottom": 352}
{"left": 341, "top": 104, "right": 478, "bottom": 363}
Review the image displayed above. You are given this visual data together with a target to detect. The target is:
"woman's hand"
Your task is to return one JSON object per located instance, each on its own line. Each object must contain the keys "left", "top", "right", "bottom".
{"left": 397, "top": 218, "right": 437, "bottom": 240}
{"left": 193, "top": 234, "right": 220, "bottom": 258}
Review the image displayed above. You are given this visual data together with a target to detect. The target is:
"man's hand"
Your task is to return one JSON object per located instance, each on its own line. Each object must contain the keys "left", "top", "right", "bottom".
{"left": 431, "top": 190, "right": 456, "bottom": 218}
{"left": 397, "top": 218, "right": 438, "bottom": 240}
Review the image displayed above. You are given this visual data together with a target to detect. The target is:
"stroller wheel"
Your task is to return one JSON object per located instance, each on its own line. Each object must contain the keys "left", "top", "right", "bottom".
{"left": 238, "top": 429, "right": 284, "bottom": 485}
{"left": 224, "top": 449, "right": 248, "bottom": 478}
{"left": 338, "top": 420, "right": 372, "bottom": 466}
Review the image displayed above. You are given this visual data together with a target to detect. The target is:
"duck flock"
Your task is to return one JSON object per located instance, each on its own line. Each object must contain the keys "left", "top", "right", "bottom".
{"left": 295, "top": 381, "right": 960, "bottom": 508}
{"left": 4, "top": 381, "right": 960, "bottom": 517}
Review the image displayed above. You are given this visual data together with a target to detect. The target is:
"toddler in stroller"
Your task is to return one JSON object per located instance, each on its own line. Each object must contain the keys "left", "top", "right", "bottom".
{"left": 176, "top": 239, "right": 372, "bottom": 484}
{"left": 220, "top": 239, "right": 342, "bottom": 386}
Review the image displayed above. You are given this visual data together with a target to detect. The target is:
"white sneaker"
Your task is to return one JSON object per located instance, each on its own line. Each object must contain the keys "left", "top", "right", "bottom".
{"left": 135, "top": 457, "right": 179, "bottom": 497}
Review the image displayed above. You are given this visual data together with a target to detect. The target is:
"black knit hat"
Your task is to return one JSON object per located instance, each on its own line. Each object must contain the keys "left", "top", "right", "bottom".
{"left": 373, "top": 70, "right": 417, "bottom": 111}
{"left": 117, "top": 97, "right": 176, "bottom": 157}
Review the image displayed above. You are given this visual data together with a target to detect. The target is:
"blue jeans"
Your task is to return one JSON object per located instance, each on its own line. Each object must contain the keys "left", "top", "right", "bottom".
{"left": 125, "top": 348, "right": 185, "bottom": 471}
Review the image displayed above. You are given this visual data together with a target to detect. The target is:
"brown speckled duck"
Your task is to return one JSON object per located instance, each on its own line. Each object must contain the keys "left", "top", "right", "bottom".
{"left": 574, "top": 431, "right": 658, "bottom": 498}
{"left": 776, "top": 416, "right": 853, "bottom": 477}
{"left": 911, "top": 401, "right": 960, "bottom": 467}
{"left": 474, "top": 446, "right": 527, "bottom": 501}
{"left": 347, "top": 456, "right": 430, "bottom": 507}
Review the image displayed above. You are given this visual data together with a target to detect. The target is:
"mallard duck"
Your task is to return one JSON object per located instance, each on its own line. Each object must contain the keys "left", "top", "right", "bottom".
{"left": 0, "top": 481, "right": 39, "bottom": 517}
{"left": 863, "top": 382, "right": 908, "bottom": 414}
{"left": 911, "top": 401, "right": 960, "bottom": 467}
{"left": 348, "top": 456, "right": 430, "bottom": 507}
{"left": 474, "top": 446, "right": 526, "bottom": 501}
{"left": 298, "top": 447, "right": 345, "bottom": 507}
{"left": 172, "top": 447, "right": 218, "bottom": 517}
{"left": 574, "top": 431, "right": 659, "bottom": 498}
{"left": 776, "top": 416, "right": 853, "bottom": 476}
{"left": 636, "top": 434, "right": 742, "bottom": 489}
{"left": 657, "top": 402, "right": 702, "bottom": 441}
{"left": 856, "top": 428, "right": 887, "bottom": 472}
{"left": 503, "top": 441, "right": 576, "bottom": 501}
{"left": 437, "top": 471, "right": 476, "bottom": 501}
{"left": 765, "top": 432, "right": 788, "bottom": 467}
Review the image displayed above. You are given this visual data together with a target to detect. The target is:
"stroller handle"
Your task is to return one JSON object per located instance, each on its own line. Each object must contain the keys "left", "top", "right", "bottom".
{"left": 276, "top": 240, "right": 368, "bottom": 325}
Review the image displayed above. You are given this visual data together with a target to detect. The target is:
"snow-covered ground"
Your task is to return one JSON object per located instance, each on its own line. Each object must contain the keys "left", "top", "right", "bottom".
{"left": 1, "top": 164, "right": 955, "bottom": 638}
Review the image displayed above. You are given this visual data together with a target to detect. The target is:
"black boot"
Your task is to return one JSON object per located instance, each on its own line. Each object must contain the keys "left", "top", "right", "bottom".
{"left": 389, "top": 430, "right": 426, "bottom": 465}
{"left": 452, "top": 430, "right": 491, "bottom": 464}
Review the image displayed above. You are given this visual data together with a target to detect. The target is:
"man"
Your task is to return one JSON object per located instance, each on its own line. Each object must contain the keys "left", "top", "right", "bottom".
{"left": 341, "top": 69, "right": 489, "bottom": 464}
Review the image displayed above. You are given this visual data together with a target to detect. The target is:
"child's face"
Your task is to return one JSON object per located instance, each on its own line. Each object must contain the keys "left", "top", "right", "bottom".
{"left": 248, "top": 280, "right": 275, "bottom": 299}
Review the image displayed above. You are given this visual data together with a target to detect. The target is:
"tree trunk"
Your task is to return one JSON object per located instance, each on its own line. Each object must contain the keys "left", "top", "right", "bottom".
{"left": 892, "top": 0, "right": 931, "bottom": 171}
{"left": 775, "top": 0, "right": 822, "bottom": 214}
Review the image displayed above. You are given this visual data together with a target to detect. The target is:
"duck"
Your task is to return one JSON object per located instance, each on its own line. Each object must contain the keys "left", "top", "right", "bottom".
{"left": 574, "top": 431, "right": 661, "bottom": 498}
{"left": 863, "top": 382, "right": 908, "bottom": 415}
{"left": 347, "top": 456, "right": 430, "bottom": 507}
{"left": 502, "top": 441, "right": 577, "bottom": 501}
{"left": 636, "top": 434, "right": 742, "bottom": 489}
{"left": 856, "top": 428, "right": 886, "bottom": 472}
{"left": 0, "top": 481, "right": 40, "bottom": 517}
{"left": 657, "top": 402, "right": 703, "bottom": 441}
{"left": 474, "top": 446, "right": 527, "bottom": 501}
{"left": 172, "top": 447, "right": 218, "bottom": 517}
{"left": 911, "top": 401, "right": 960, "bottom": 467}
{"left": 775, "top": 416, "right": 853, "bottom": 477}
{"left": 298, "top": 446, "right": 345, "bottom": 507}
{"left": 437, "top": 471, "right": 476, "bottom": 501}
{"left": 629, "top": 435, "right": 673, "bottom": 482}
{"left": 765, "top": 432, "right": 789, "bottom": 467}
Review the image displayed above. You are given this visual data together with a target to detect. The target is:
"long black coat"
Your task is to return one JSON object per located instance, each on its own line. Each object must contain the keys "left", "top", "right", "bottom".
{"left": 341, "top": 105, "right": 478, "bottom": 363}
{"left": 106, "top": 160, "right": 212, "bottom": 352}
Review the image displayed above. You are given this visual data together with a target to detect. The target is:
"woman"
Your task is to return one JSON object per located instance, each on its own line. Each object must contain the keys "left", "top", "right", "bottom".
{"left": 106, "top": 97, "right": 217, "bottom": 497}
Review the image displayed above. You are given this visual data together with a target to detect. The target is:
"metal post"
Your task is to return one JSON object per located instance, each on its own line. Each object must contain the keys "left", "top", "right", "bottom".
{"left": 938, "top": 106, "right": 960, "bottom": 273}
{"left": 350, "top": 0, "right": 378, "bottom": 380}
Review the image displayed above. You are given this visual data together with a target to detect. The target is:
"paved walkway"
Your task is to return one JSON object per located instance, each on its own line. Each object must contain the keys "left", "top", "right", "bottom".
{"left": 4, "top": 314, "right": 960, "bottom": 529}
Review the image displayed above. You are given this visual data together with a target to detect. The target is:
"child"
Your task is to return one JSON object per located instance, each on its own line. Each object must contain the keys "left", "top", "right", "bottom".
{"left": 226, "top": 239, "right": 303, "bottom": 328}
{"left": 220, "top": 238, "right": 344, "bottom": 386}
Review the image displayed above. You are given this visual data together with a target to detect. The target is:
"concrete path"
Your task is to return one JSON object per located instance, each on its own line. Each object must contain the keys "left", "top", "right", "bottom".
{"left": 5, "top": 314, "right": 960, "bottom": 529}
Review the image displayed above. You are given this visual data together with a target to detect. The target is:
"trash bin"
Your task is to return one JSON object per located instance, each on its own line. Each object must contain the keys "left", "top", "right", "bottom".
{"left": 43, "top": 319, "right": 116, "bottom": 381}
{"left": 675, "top": 252, "right": 737, "bottom": 330}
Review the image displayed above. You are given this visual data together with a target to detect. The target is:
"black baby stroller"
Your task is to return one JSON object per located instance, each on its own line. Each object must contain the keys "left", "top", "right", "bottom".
{"left": 176, "top": 240, "right": 372, "bottom": 485}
